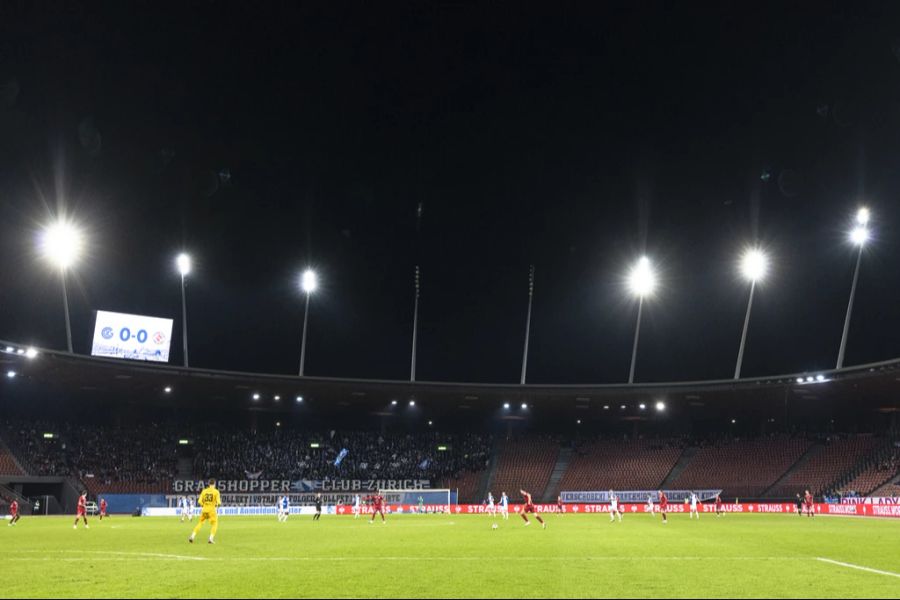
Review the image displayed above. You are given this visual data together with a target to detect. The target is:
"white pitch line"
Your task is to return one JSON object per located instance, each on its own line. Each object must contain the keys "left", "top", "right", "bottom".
{"left": 18, "top": 550, "right": 206, "bottom": 561}
{"left": 816, "top": 558, "right": 900, "bottom": 579}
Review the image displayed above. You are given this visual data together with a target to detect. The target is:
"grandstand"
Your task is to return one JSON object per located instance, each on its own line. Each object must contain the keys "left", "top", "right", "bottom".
{"left": 559, "top": 437, "right": 684, "bottom": 493}
{"left": 1, "top": 340, "right": 899, "bottom": 513}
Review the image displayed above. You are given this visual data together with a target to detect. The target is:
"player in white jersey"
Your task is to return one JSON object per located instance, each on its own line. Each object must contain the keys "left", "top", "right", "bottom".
{"left": 277, "top": 495, "right": 290, "bottom": 522}
{"left": 499, "top": 492, "right": 509, "bottom": 520}
{"left": 353, "top": 494, "right": 361, "bottom": 519}
{"left": 609, "top": 490, "right": 622, "bottom": 523}
{"left": 180, "top": 496, "right": 194, "bottom": 522}
{"left": 646, "top": 493, "right": 656, "bottom": 516}
{"left": 487, "top": 493, "right": 496, "bottom": 516}
{"left": 689, "top": 492, "right": 700, "bottom": 519}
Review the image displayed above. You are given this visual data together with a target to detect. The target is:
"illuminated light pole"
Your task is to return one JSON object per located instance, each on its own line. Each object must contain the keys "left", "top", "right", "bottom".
{"left": 520, "top": 265, "right": 535, "bottom": 385}
{"left": 837, "top": 208, "right": 871, "bottom": 369}
{"left": 627, "top": 257, "right": 656, "bottom": 384}
{"left": 176, "top": 253, "right": 191, "bottom": 367}
{"left": 734, "top": 248, "right": 769, "bottom": 380}
{"left": 39, "top": 220, "right": 84, "bottom": 353}
{"left": 298, "top": 269, "right": 318, "bottom": 376}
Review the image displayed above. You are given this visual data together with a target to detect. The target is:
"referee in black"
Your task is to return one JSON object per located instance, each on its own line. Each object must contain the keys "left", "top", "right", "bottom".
{"left": 313, "top": 493, "right": 322, "bottom": 521}
{"left": 795, "top": 493, "right": 804, "bottom": 516}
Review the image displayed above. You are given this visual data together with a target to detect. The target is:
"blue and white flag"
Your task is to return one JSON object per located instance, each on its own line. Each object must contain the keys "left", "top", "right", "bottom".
{"left": 334, "top": 448, "right": 349, "bottom": 467}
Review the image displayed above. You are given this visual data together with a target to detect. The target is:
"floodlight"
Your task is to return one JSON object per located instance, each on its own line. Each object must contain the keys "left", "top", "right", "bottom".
{"left": 301, "top": 269, "right": 318, "bottom": 293}
{"left": 25, "top": 348, "right": 38, "bottom": 359}
{"left": 503, "top": 403, "right": 510, "bottom": 409}
{"left": 849, "top": 226, "right": 869, "bottom": 246}
{"left": 176, "top": 253, "right": 191, "bottom": 276}
{"left": 739, "top": 249, "right": 769, "bottom": 282}
{"left": 627, "top": 256, "right": 656, "bottom": 297}
{"left": 40, "top": 220, "right": 83, "bottom": 269}
{"left": 857, "top": 207, "right": 870, "bottom": 226}
{"left": 655, "top": 401, "right": 666, "bottom": 412}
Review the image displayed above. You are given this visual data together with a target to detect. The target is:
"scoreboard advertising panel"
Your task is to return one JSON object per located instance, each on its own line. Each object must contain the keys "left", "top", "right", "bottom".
{"left": 91, "top": 310, "right": 174, "bottom": 362}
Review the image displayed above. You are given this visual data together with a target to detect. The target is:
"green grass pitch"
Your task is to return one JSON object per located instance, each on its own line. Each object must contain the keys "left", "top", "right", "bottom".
{"left": 4, "top": 512, "right": 900, "bottom": 598}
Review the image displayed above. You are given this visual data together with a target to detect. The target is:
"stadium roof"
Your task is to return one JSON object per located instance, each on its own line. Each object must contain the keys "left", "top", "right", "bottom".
{"left": 2, "top": 339, "right": 898, "bottom": 425}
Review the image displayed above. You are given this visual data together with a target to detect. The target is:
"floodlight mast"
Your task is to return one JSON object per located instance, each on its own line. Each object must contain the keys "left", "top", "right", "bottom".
{"left": 520, "top": 266, "right": 535, "bottom": 385}
{"left": 734, "top": 249, "right": 768, "bottom": 380}
{"left": 176, "top": 254, "right": 191, "bottom": 367}
{"left": 410, "top": 266, "right": 421, "bottom": 382}
{"left": 298, "top": 269, "right": 317, "bottom": 376}
{"left": 39, "top": 221, "right": 83, "bottom": 353}
{"left": 837, "top": 208, "right": 871, "bottom": 369}
{"left": 627, "top": 257, "right": 656, "bottom": 384}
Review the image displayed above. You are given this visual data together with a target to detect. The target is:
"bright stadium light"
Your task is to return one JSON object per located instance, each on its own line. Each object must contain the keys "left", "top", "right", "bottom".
{"left": 409, "top": 400, "right": 416, "bottom": 407}
{"left": 4, "top": 346, "right": 12, "bottom": 353}
{"left": 176, "top": 253, "right": 192, "bottom": 276}
{"left": 298, "top": 269, "right": 319, "bottom": 376}
{"left": 734, "top": 248, "right": 771, "bottom": 379}
{"left": 796, "top": 377, "right": 804, "bottom": 384}
{"left": 603, "top": 405, "right": 610, "bottom": 410}
{"left": 639, "top": 403, "right": 647, "bottom": 410}
{"left": 25, "top": 347, "right": 38, "bottom": 359}
{"left": 656, "top": 401, "right": 666, "bottom": 412}
{"left": 296, "top": 396, "right": 304, "bottom": 403}
{"left": 274, "top": 395, "right": 281, "bottom": 401}
{"left": 521, "top": 403, "right": 528, "bottom": 410}
{"left": 503, "top": 402, "right": 510, "bottom": 409}
{"left": 39, "top": 219, "right": 85, "bottom": 353}
{"left": 857, "top": 207, "right": 870, "bottom": 226}
{"left": 627, "top": 256, "right": 657, "bottom": 298}
{"left": 252, "top": 393, "right": 260, "bottom": 401}
{"left": 390, "top": 399, "right": 398, "bottom": 406}
{"left": 39, "top": 220, "right": 83, "bottom": 270}
{"left": 164, "top": 386, "right": 172, "bottom": 394}
{"left": 301, "top": 269, "right": 318, "bottom": 294}
{"left": 849, "top": 226, "right": 869, "bottom": 246}
{"left": 739, "top": 249, "right": 769, "bottom": 282}
{"left": 627, "top": 256, "right": 656, "bottom": 384}
{"left": 175, "top": 253, "right": 192, "bottom": 367}
{"left": 6, "top": 371, "right": 16, "bottom": 379}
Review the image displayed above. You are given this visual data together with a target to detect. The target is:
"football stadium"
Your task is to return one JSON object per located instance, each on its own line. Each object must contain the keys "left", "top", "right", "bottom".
{"left": 3, "top": 3, "right": 900, "bottom": 599}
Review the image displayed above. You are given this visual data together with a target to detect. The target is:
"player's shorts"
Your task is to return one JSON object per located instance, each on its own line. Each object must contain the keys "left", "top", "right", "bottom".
{"left": 199, "top": 510, "right": 218, "bottom": 524}
{"left": 77, "top": 508, "right": 86, "bottom": 517}
{"left": 524, "top": 504, "right": 536, "bottom": 513}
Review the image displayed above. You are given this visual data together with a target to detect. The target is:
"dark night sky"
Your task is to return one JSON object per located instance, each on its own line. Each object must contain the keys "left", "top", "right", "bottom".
{"left": 1, "top": 1, "right": 900, "bottom": 384}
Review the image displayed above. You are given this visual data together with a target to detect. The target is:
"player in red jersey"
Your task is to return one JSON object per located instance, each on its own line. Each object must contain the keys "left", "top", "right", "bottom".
{"left": 557, "top": 494, "right": 564, "bottom": 515}
{"left": 8, "top": 499, "right": 20, "bottom": 526}
{"left": 714, "top": 494, "right": 723, "bottom": 517}
{"left": 99, "top": 498, "right": 108, "bottom": 521}
{"left": 369, "top": 494, "right": 386, "bottom": 524}
{"left": 658, "top": 490, "right": 669, "bottom": 524}
{"left": 519, "top": 490, "right": 546, "bottom": 529}
{"left": 804, "top": 490, "right": 814, "bottom": 518}
{"left": 74, "top": 491, "right": 89, "bottom": 529}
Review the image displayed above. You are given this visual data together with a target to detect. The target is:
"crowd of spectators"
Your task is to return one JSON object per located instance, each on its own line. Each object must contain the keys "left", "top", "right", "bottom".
{"left": 192, "top": 429, "right": 492, "bottom": 482}
{"left": 1, "top": 420, "right": 492, "bottom": 489}
{"left": 1, "top": 420, "right": 179, "bottom": 488}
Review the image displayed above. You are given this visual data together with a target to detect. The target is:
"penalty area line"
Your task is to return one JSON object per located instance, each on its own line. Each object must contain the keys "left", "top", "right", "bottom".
{"left": 817, "top": 558, "right": 900, "bottom": 579}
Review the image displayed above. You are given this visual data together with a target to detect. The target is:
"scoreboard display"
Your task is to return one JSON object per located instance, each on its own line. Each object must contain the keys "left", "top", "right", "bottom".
{"left": 91, "top": 310, "right": 174, "bottom": 363}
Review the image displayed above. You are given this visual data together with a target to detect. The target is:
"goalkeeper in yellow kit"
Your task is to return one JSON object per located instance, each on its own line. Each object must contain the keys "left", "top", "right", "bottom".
{"left": 189, "top": 479, "right": 222, "bottom": 544}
